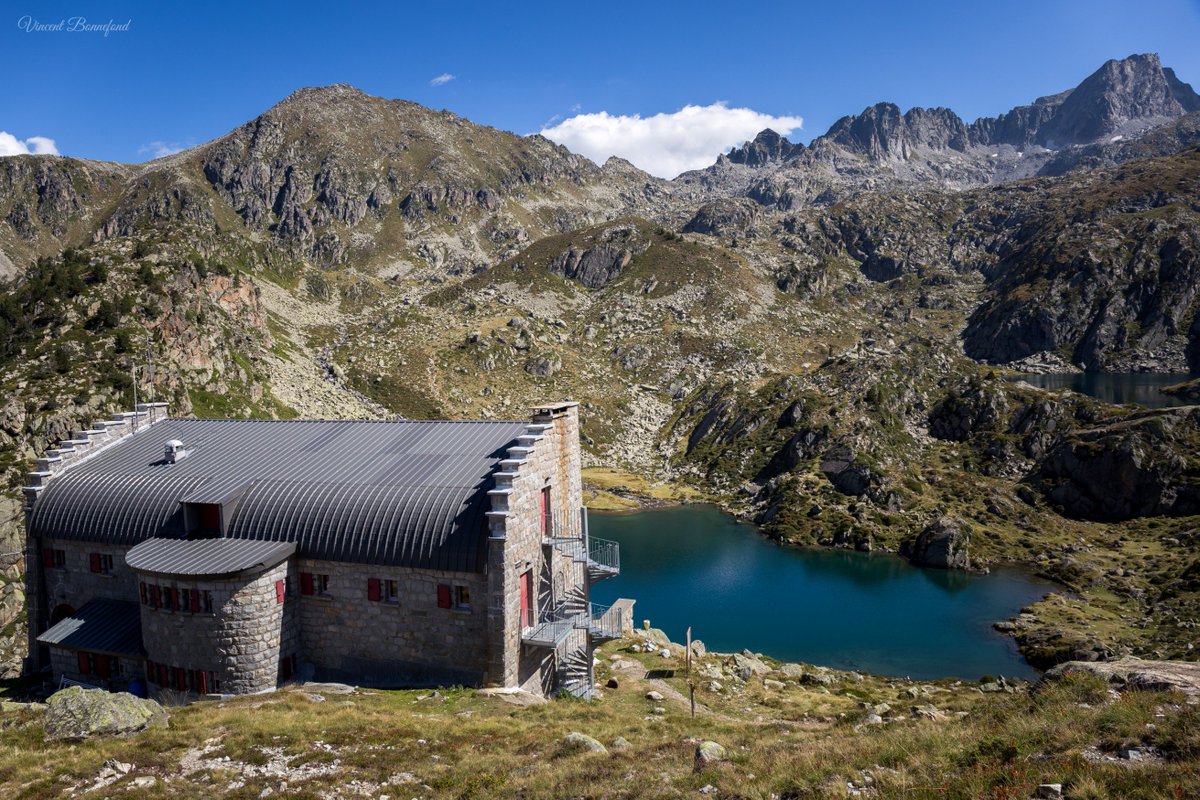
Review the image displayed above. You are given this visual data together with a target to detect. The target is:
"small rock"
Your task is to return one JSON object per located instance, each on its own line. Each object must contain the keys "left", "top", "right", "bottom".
{"left": 695, "top": 740, "right": 727, "bottom": 770}
{"left": 863, "top": 714, "right": 884, "bottom": 725}
{"left": 562, "top": 732, "right": 607, "bottom": 754}
{"left": 646, "top": 691, "right": 664, "bottom": 702}
{"left": 131, "top": 777, "right": 157, "bottom": 788}
{"left": 611, "top": 736, "right": 631, "bottom": 750}
{"left": 1036, "top": 784, "right": 1063, "bottom": 799}
{"left": 913, "top": 704, "right": 946, "bottom": 721}
{"left": 699, "top": 785, "right": 718, "bottom": 795}
{"left": 653, "top": 706, "right": 667, "bottom": 714}
{"left": 105, "top": 759, "right": 132, "bottom": 775}
{"left": 763, "top": 679, "right": 785, "bottom": 691}
{"left": 777, "top": 663, "right": 806, "bottom": 680}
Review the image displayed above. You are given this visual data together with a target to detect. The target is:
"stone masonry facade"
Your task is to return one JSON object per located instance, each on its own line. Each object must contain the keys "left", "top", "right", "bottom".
{"left": 293, "top": 559, "right": 489, "bottom": 687}
{"left": 138, "top": 559, "right": 298, "bottom": 695}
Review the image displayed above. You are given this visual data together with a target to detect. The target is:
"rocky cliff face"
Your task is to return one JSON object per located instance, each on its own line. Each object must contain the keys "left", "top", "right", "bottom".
{"left": 962, "top": 147, "right": 1200, "bottom": 371}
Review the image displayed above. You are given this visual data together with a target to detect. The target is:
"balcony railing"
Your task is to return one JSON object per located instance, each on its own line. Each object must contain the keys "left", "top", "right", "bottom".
{"left": 584, "top": 602, "right": 622, "bottom": 642}
{"left": 587, "top": 536, "right": 619, "bottom": 574}
{"left": 520, "top": 603, "right": 579, "bottom": 648}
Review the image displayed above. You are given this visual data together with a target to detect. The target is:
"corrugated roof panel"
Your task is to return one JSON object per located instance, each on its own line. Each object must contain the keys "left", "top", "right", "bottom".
{"left": 28, "top": 418, "right": 528, "bottom": 571}
{"left": 37, "top": 598, "right": 145, "bottom": 658}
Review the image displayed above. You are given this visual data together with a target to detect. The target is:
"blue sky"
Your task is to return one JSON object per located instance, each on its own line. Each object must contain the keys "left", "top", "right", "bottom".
{"left": 3, "top": 0, "right": 1199, "bottom": 176}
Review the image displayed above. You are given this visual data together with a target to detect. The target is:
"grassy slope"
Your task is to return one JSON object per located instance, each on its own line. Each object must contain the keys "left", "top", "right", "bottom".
{"left": 1, "top": 636, "right": 1197, "bottom": 799}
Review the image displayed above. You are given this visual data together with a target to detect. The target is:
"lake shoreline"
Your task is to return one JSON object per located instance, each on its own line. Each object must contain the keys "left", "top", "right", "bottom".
{"left": 589, "top": 505, "right": 1057, "bottom": 681}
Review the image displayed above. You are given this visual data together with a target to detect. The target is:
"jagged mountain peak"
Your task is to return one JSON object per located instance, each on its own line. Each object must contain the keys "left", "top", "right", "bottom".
{"left": 726, "top": 128, "right": 803, "bottom": 166}
{"left": 1032, "top": 52, "right": 1200, "bottom": 147}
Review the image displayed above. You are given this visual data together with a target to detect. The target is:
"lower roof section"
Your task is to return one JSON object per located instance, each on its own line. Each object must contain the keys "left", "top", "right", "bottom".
{"left": 125, "top": 537, "right": 296, "bottom": 579}
{"left": 37, "top": 598, "right": 144, "bottom": 658}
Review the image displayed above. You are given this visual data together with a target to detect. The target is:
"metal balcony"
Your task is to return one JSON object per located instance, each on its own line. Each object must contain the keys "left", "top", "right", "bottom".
{"left": 583, "top": 602, "right": 622, "bottom": 643}
{"left": 586, "top": 536, "right": 620, "bottom": 582}
{"left": 520, "top": 605, "right": 580, "bottom": 648}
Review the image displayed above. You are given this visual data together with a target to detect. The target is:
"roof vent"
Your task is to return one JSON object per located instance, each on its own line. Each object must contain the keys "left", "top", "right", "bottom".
{"left": 164, "top": 440, "right": 187, "bottom": 464}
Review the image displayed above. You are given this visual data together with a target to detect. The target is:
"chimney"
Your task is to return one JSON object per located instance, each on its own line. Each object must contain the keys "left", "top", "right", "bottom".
{"left": 164, "top": 440, "right": 187, "bottom": 464}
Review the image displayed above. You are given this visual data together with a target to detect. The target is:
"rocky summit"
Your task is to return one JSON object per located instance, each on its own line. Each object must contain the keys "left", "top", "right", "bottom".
{"left": 0, "top": 52, "right": 1199, "bottom": 685}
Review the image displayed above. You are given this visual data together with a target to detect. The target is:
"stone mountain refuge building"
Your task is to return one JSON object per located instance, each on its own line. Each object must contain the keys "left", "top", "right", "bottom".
{"left": 24, "top": 401, "right": 631, "bottom": 699}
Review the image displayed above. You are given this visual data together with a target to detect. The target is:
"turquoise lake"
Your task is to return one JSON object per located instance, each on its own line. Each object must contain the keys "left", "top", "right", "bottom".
{"left": 589, "top": 505, "right": 1057, "bottom": 680}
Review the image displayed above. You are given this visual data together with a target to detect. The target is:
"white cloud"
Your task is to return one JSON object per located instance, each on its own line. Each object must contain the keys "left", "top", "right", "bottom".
{"left": 430, "top": 73, "right": 455, "bottom": 86}
{"left": 0, "top": 132, "right": 59, "bottom": 157}
{"left": 138, "top": 141, "right": 191, "bottom": 160}
{"left": 539, "top": 102, "right": 803, "bottom": 178}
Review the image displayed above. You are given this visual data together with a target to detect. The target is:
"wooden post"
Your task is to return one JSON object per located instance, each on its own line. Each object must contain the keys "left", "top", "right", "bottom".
{"left": 686, "top": 626, "right": 695, "bottom": 718}
{"left": 685, "top": 626, "right": 692, "bottom": 680}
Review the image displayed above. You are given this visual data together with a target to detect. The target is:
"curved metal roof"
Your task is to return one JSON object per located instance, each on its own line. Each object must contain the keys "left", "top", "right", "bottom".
{"left": 125, "top": 538, "right": 296, "bottom": 578}
{"left": 28, "top": 418, "right": 528, "bottom": 572}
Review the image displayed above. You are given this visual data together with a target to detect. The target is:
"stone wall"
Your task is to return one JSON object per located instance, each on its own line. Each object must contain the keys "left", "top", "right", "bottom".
{"left": 39, "top": 539, "right": 139, "bottom": 618}
{"left": 294, "top": 558, "right": 489, "bottom": 687}
{"left": 139, "top": 560, "right": 297, "bottom": 695}
{"left": 48, "top": 644, "right": 140, "bottom": 692}
{"left": 486, "top": 403, "right": 588, "bottom": 693}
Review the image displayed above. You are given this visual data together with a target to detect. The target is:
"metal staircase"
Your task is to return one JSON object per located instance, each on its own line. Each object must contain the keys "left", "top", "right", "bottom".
{"left": 519, "top": 507, "right": 622, "bottom": 698}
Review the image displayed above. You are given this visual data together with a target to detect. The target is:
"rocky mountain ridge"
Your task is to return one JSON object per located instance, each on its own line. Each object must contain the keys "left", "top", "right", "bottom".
{"left": 688, "top": 53, "right": 1200, "bottom": 210}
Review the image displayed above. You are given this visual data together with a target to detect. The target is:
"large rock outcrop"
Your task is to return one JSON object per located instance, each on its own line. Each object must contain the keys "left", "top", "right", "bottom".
{"left": 1042, "top": 657, "right": 1200, "bottom": 698}
{"left": 901, "top": 517, "right": 971, "bottom": 570}
{"left": 1034, "top": 408, "right": 1200, "bottom": 521}
{"left": 43, "top": 687, "right": 168, "bottom": 741}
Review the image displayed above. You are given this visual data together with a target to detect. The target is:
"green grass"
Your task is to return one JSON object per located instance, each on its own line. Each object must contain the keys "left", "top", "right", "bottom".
{"left": 0, "top": 642, "right": 1197, "bottom": 799}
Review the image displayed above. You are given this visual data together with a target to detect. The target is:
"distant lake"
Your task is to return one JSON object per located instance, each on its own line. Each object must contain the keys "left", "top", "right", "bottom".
{"left": 1012, "top": 372, "right": 1197, "bottom": 408}
{"left": 589, "top": 505, "right": 1056, "bottom": 680}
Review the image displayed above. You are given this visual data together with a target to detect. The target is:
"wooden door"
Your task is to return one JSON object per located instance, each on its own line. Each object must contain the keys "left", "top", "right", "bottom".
{"left": 519, "top": 570, "right": 532, "bottom": 626}
{"left": 541, "top": 486, "right": 552, "bottom": 537}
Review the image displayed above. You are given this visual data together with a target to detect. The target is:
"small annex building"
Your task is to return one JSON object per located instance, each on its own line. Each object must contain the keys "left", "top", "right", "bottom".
{"left": 24, "top": 401, "right": 631, "bottom": 698}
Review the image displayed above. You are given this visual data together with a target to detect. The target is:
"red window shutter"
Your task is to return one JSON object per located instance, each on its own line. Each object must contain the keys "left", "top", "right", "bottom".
{"left": 139, "top": 582, "right": 148, "bottom": 605}
{"left": 95, "top": 654, "right": 111, "bottom": 679}
{"left": 196, "top": 670, "right": 208, "bottom": 694}
{"left": 276, "top": 580, "right": 286, "bottom": 604}
{"left": 190, "top": 588, "right": 201, "bottom": 613}
{"left": 146, "top": 660, "right": 155, "bottom": 682}
{"left": 300, "top": 572, "right": 314, "bottom": 596}
{"left": 150, "top": 585, "right": 161, "bottom": 609}
{"left": 89, "top": 553, "right": 101, "bottom": 573}
{"left": 77, "top": 650, "right": 90, "bottom": 675}
{"left": 437, "top": 584, "right": 452, "bottom": 608}
{"left": 174, "top": 667, "right": 186, "bottom": 691}
{"left": 157, "top": 664, "right": 168, "bottom": 686}
{"left": 42, "top": 548, "right": 54, "bottom": 568}
{"left": 169, "top": 588, "right": 179, "bottom": 612}
{"left": 367, "top": 578, "right": 381, "bottom": 602}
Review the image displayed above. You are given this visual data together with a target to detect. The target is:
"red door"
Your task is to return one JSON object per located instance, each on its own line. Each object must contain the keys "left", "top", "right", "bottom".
{"left": 541, "top": 486, "right": 552, "bottom": 537}
{"left": 519, "top": 570, "right": 532, "bottom": 628}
